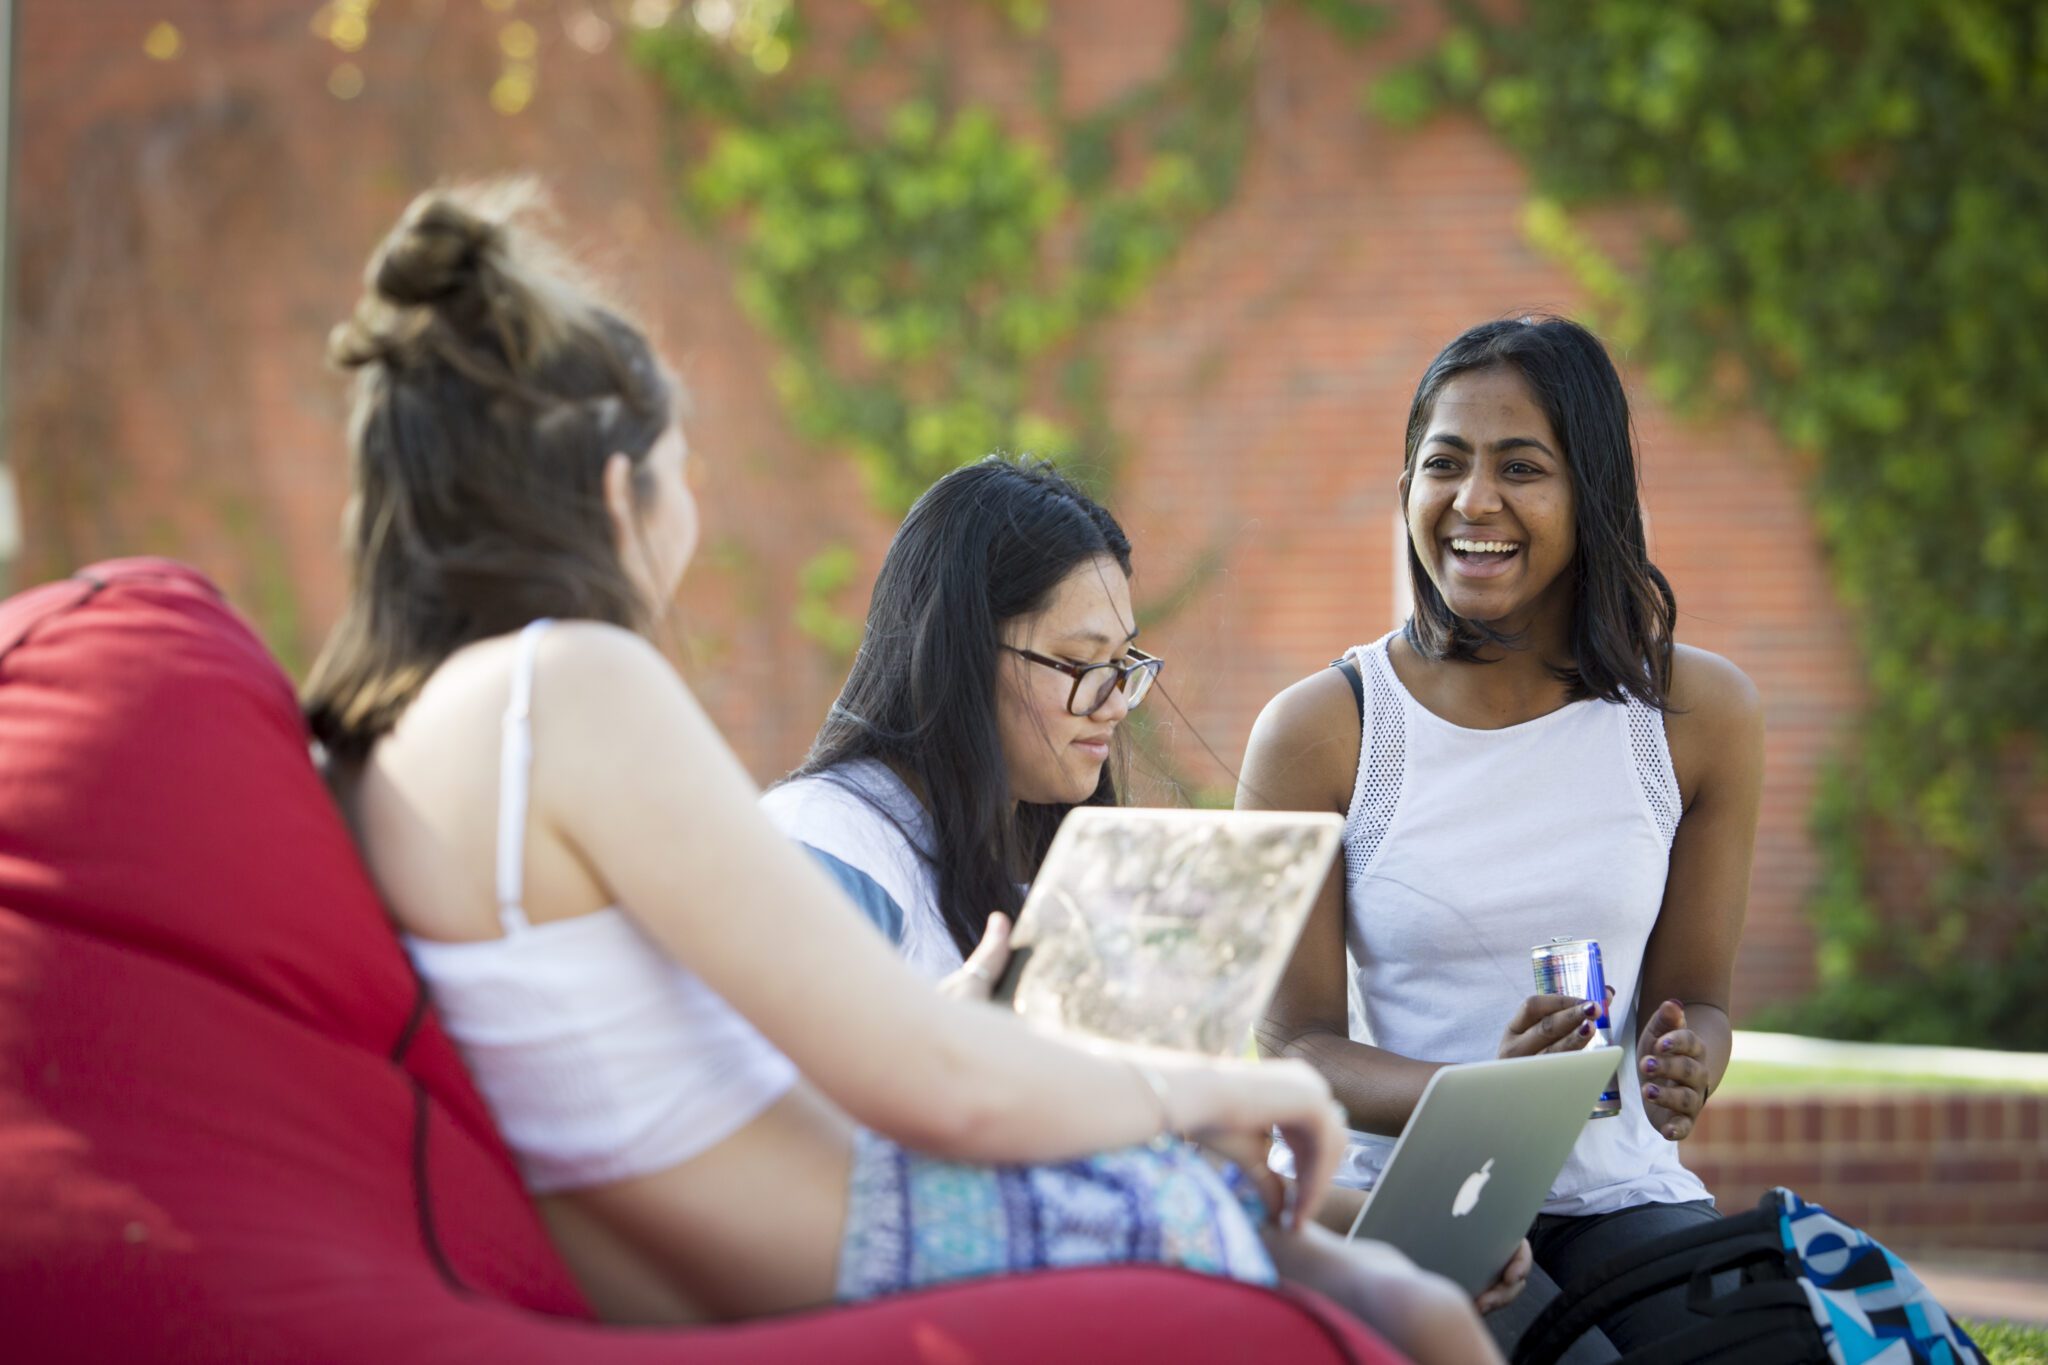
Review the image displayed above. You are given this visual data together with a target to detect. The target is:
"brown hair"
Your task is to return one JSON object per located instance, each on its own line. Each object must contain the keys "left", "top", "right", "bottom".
{"left": 303, "top": 180, "right": 675, "bottom": 763}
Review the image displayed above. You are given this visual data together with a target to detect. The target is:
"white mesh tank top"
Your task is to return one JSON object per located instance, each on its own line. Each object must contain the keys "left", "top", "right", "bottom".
{"left": 402, "top": 620, "right": 798, "bottom": 1195}
{"left": 1335, "top": 631, "right": 1709, "bottom": 1217}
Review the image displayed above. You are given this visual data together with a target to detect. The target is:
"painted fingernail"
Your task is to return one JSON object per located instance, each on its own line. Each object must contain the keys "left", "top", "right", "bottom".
{"left": 1658, "top": 1039, "right": 1672, "bottom": 1052}
{"left": 1644, "top": 1057, "right": 1659, "bottom": 1073}
{"left": 1583, "top": 1002, "right": 1599, "bottom": 1015}
{"left": 1645, "top": 1084, "right": 1661, "bottom": 1099}
{"left": 1579, "top": 1021, "right": 1592, "bottom": 1036}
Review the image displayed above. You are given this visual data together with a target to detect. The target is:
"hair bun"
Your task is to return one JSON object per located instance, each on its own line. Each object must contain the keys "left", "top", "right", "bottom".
{"left": 332, "top": 179, "right": 601, "bottom": 377}
{"left": 372, "top": 194, "right": 502, "bottom": 307}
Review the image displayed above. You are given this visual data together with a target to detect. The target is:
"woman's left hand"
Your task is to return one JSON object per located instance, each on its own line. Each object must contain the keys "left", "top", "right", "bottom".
{"left": 1474, "top": 1237, "right": 1532, "bottom": 1314}
{"left": 1636, "top": 999, "right": 1709, "bottom": 1141}
{"left": 936, "top": 912, "right": 1012, "bottom": 1003}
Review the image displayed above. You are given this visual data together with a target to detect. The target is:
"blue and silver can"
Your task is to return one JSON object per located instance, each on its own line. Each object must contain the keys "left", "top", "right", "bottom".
{"left": 1530, "top": 936, "right": 1622, "bottom": 1119}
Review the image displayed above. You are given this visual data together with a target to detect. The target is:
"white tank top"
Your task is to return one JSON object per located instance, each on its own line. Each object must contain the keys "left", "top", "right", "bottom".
{"left": 1336, "top": 632, "right": 1709, "bottom": 1216}
{"left": 402, "top": 620, "right": 798, "bottom": 1195}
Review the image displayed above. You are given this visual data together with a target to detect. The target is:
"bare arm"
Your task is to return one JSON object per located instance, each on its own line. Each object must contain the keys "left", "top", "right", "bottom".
{"left": 532, "top": 625, "right": 1344, "bottom": 1188}
{"left": 1240, "top": 668, "right": 1446, "bottom": 1136}
{"left": 1631, "top": 645, "right": 1764, "bottom": 1140}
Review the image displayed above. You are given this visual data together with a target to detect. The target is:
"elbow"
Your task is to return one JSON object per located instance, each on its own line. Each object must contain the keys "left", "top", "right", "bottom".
{"left": 872, "top": 1033, "right": 1009, "bottom": 1160}
{"left": 1255, "top": 1016, "right": 1327, "bottom": 1063}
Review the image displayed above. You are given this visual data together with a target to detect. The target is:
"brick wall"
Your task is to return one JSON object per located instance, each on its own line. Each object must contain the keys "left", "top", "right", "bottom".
{"left": 7, "top": 0, "right": 1868, "bottom": 1013}
{"left": 1685, "top": 1093, "right": 2048, "bottom": 1256}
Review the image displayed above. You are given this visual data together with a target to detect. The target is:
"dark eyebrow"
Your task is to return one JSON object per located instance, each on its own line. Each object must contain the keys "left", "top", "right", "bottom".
{"left": 1421, "top": 431, "right": 1558, "bottom": 459}
{"left": 1056, "top": 628, "right": 1141, "bottom": 651}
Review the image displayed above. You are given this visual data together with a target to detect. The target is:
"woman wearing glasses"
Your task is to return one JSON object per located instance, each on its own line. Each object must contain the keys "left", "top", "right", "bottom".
{"left": 764, "top": 456, "right": 1163, "bottom": 980}
{"left": 765, "top": 455, "right": 1524, "bottom": 1348}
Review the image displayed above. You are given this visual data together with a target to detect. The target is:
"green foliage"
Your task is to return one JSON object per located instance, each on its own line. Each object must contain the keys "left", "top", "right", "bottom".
{"left": 793, "top": 542, "right": 863, "bottom": 658}
{"left": 633, "top": 0, "right": 1285, "bottom": 514}
{"left": 1290, "top": 0, "right": 1391, "bottom": 47}
{"left": 1398, "top": 2, "right": 2048, "bottom": 1047}
{"left": 1969, "top": 1318, "right": 2048, "bottom": 1365}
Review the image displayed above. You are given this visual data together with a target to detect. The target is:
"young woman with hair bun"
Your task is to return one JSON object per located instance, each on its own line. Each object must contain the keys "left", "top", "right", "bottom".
{"left": 1241, "top": 316, "right": 1765, "bottom": 1359}
{"left": 304, "top": 181, "right": 1500, "bottom": 1362}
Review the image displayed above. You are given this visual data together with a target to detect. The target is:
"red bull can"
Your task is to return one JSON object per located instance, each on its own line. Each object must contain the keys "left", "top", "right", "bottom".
{"left": 1530, "top": 936, "right": 1622, "bottom": 1119}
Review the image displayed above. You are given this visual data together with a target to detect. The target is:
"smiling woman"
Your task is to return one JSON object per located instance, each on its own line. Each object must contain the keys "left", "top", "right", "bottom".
{"left": 1240, "top": 315, "right": 1767, "bottom": 1360}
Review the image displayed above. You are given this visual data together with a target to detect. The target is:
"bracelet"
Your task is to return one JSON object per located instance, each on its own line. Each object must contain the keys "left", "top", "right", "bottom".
{"left": 1128, "top": 1059, "right": 1179, "bottom": 1140}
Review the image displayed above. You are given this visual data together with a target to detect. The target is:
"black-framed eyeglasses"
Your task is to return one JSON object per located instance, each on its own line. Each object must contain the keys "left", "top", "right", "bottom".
{"left": 1003, "top": 645, "right": 1164, "bottom": 716}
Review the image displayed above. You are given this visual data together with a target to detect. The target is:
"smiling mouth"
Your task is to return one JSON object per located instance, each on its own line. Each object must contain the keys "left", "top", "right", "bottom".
{"left": 1449, "top": 537, "right": 1520, "bottom": 564}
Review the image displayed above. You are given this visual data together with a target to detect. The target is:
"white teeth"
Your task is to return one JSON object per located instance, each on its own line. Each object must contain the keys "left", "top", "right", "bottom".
{"left": 1451, "top": 538, "right": 1518, "bottom": 554}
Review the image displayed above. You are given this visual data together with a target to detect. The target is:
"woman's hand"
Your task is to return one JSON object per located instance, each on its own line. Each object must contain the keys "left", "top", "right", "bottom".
{"left": 1474, "top": 1237, "right": 1532, "bottom": 1314}
{"left": 1171, "top": 1056, "right": 1344, "bottom": 1231}
{"left": 1257, "top": 1069, "right": 1349, "bottom": 1231}
{"left": 1636, "top": 999, "right": 1709, "bottom": 1140}
{"left": 935, "top": 912, "right": 1011, "bottom": 1004}
{"left": 1198, "top": 1131, "right": 1287, "bottom": 1223}
{"left": 1496, "top": 986, "right": 1613, "bottom": 1058}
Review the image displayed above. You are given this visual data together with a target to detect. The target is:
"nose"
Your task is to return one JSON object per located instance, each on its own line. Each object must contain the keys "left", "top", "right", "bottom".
{"left": 1451, "top": 465, "right": 1503, "bottom": 520}
{"left": 1084, "top": 674, "right": 1134, "bottom": 723}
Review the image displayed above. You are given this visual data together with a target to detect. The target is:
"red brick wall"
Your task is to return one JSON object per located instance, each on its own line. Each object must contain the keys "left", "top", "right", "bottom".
{"left": 1685, "top": 1093, "right": 2048, "bottom": 1255}
{"left": 7, "top": 1, "right": 1864, "bottom": 1013}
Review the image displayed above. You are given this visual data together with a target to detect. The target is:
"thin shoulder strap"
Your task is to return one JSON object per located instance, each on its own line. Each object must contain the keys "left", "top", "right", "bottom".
{"left": 494, "top": 620, "right": 553, "bottom": 936}
{"left": 1330, "top": 652, "right": 1365, "bottom": 714}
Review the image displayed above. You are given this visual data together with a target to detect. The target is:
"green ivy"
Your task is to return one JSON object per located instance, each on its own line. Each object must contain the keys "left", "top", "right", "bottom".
{"left": 1384, "top": 1, "right": 2048, "bottom": 1047}
{"left": 633, "top": 1, "right": 1372, "bottom": 650}
{"left": 633, "top": 2, "right": 1277, "bottom": 511}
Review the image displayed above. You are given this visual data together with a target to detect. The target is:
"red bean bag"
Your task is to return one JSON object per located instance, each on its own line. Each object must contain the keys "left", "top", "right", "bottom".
{"left": 0, "top": 558, "right": 1403, "bottom": 1363}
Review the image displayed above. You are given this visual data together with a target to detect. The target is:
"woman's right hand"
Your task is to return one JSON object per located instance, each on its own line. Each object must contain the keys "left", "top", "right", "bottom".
{"left": 1174, "top": 1056, "right": 1345, "bottom": 1230}
{"left": 1496, "top": 986, "right": 1612, "bottom": 1058}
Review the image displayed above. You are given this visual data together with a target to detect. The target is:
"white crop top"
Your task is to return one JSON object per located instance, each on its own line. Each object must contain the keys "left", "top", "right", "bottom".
{"left": 402, "top": 620, "right": 798, "bottom": 1195}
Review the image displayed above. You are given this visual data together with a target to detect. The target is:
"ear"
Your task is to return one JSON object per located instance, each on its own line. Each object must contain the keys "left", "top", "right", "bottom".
{"left": 1396, "top": 467, "right": 1412, "bottom": 505}
{"left": 602, "top": 451, "right": 637, "bottom": 543}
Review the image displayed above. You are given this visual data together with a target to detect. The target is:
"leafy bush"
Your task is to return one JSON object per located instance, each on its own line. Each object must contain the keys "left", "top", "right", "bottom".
{"left": 1385, "top": 1, "right": 2048, "bottom": 1048}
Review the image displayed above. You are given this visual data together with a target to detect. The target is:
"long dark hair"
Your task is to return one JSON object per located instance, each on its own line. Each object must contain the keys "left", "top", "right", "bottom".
{"left": 790, "top": 456, "right": 1134, "bottom": 958}
{"left": 303, "top": 180, "right": 675, "bottom": 762}
{"left": 1400, "top": 315, "right": 1676, "bottom": 709}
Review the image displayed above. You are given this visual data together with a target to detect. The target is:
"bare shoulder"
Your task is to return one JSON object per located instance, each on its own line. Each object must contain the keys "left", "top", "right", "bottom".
{"left": 1666, "top": 644, "right": 1762, "bottom": 736}
{"left": 404, "top": 620, "right": 669, "bottom": 717}
{"left": 1239, "top": 664, "right": 1362, "bottom": 813}
{"left": 528, "top": 621, "right": 710, "bottom": 752}
{"left": 533, "top": 619, "right": 674, "bottom": 694}
{"left": 1663, "top": 645, "right": 1763, "bottom": 804}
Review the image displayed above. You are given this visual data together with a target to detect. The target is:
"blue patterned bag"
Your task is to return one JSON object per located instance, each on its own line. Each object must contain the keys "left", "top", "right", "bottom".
{"left": 1517, "top": 1187, "right": 1987, "bottom": 1365}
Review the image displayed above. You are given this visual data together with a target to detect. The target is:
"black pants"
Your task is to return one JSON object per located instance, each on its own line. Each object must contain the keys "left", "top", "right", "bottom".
{"left": 1485, "top": 1199, "right": 1720, "bottom": 1363}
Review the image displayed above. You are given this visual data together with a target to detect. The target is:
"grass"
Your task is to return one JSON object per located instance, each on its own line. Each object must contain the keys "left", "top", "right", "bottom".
{"left": 1968, "top": 1319, "right": 2048, "bottom": 1364}
{"left": 1716, "top": 1060, "right": 2048, "bottom": 1096}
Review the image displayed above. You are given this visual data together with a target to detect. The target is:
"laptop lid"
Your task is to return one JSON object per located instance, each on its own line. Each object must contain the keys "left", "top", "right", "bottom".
{"left": 992, "top": 807, "right": 1343, "bottom": 1056}
{"left": 1347, "top": 1048, "right": 1619, "bottom": 1295}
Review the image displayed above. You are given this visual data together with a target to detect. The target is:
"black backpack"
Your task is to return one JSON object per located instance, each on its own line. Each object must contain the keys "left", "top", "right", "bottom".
{"left": 1515, "top": 1188, "right": 1988, "bottom": 1365}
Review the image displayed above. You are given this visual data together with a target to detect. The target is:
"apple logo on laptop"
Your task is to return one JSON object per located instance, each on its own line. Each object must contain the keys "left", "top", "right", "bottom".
{"left": 1452, "top": 1158, "right": 1494, "bottom": 1218}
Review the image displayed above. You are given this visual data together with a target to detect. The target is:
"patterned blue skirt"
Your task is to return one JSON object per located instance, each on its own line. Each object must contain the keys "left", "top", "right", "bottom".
{"left": 835, "top": 1130, "right": 1277, "bottom": 1301}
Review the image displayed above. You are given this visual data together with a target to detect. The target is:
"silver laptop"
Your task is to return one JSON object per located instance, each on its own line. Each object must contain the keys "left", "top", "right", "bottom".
{"left": 1346, "top": 1047, "right": 1618, "bottom": 1294}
